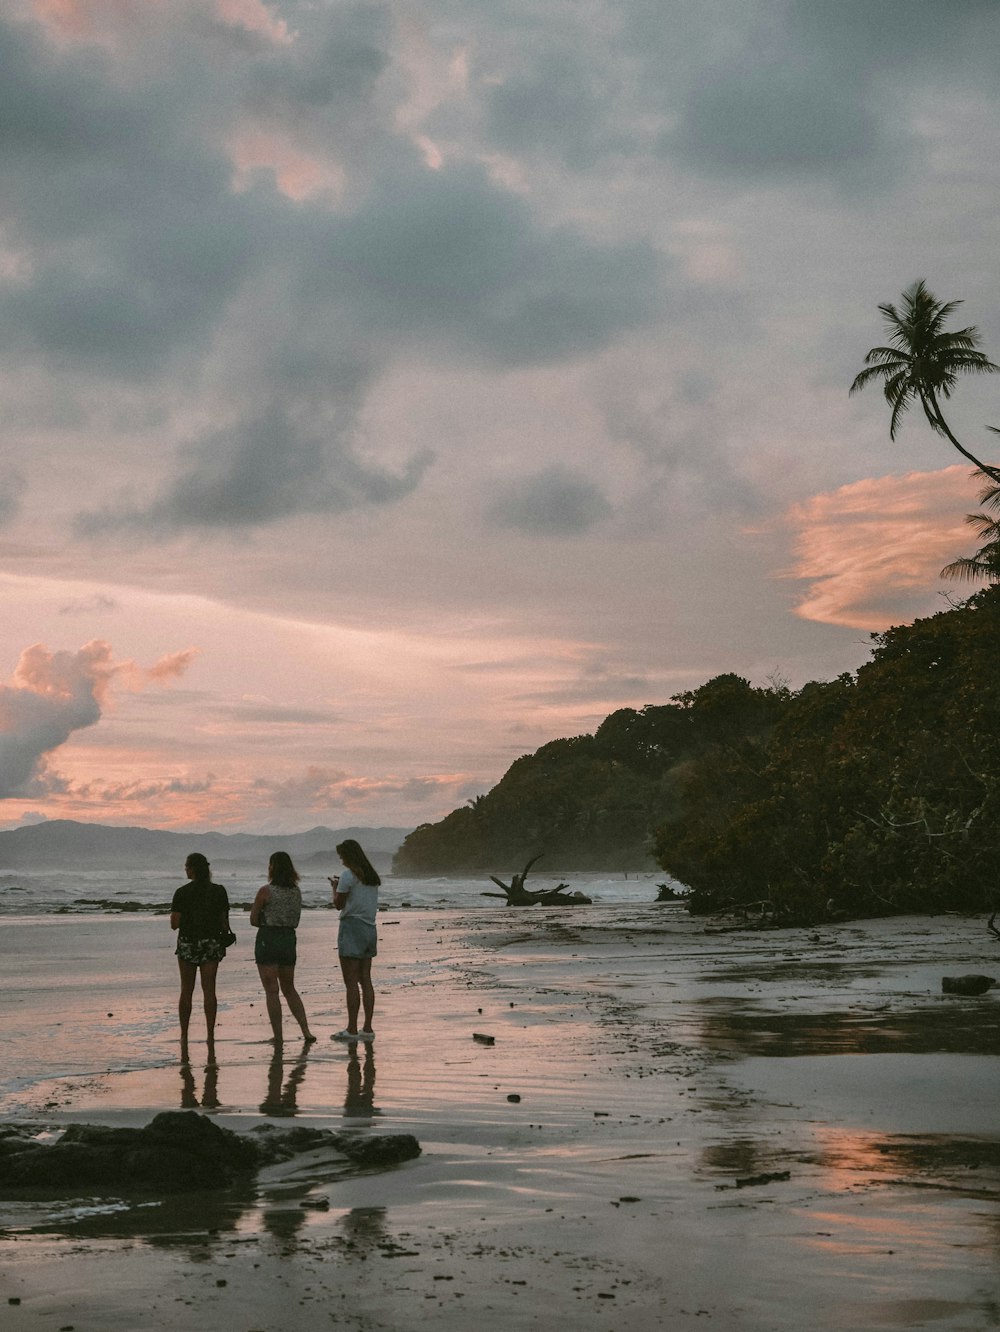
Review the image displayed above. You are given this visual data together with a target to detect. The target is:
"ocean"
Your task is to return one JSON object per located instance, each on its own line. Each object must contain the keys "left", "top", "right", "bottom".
{"left": 0, "top": 865, "right": 678, "bottom": 917}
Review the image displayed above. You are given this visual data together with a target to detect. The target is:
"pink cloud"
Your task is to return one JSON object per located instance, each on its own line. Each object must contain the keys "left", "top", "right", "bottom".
{"left": 784, "top": 467, "right": 981, "bottom": 630}
{"left": 0, "top": 639, "right": 197, "bottom": 798}
{"left": 144, "top": 647, "right": 201, "bottom": 684}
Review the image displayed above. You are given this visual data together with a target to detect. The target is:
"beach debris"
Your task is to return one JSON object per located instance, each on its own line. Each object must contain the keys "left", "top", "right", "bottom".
{"left": 941, "top": 974, "right": 997, "bottom": 996}
{"left": 655, "top": 883, "right": 685, "bottom": 903}
{"left": 473, "top": 1032, "right": 496, "bottom": 1045}
{"left": 481, "top": 854, "right": 593, "bottom": 906}
{"left": 0, "top": 1111, "right": 420, "bottom": 1194}
{"left": 734, "top": 1170, "right": 791, "bottom": 1189}
{"left": 506, "top": 1093, "right": 521, "bottom": 1103}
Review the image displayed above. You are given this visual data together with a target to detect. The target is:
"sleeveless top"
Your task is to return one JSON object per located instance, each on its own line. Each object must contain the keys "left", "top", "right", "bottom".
{"left": 260, "top": 883, "right": 302, "bottom": 929}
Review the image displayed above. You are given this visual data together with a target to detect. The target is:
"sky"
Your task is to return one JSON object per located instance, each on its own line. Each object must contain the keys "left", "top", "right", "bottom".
{"left": 1, "top": 0, "right": 999, "bottom": 834}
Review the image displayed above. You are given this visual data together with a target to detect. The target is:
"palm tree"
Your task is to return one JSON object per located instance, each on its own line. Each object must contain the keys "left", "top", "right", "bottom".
{"left": 941, "top": 469, "right": 1000, "bottom": 583}
{"left": 850, "top": 280, "right": 1000, "bottom": 483}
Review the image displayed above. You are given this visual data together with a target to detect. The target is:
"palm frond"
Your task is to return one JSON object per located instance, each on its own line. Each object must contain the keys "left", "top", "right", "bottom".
{"left": 940, "top": 555, "right": 995, "bottom": 582}
{"left": 852, "top": 281, "right": 998, "bottom": 478}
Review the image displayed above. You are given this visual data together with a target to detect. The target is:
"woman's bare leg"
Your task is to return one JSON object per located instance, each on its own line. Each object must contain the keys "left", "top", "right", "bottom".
{"left": 199, "top": 959, "right": 220, "bottom": 1054}
{"left": 339, "top": 956, "right": 362, "bottom": 1033}
{"left": 257, "top": 963, "right": 283, "bottom": 1043}
{"left": 177, "top": 959, "right": 197, "bottom": 1052}
{"left": 359, "top": 958, "right": 375, "bottom": 1033}
{"left": 278, "top": 965, "right": 314, "bottom": 1040}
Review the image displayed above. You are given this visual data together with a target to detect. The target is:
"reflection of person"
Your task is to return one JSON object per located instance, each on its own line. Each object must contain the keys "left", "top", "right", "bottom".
{"left": 259, "top": 1046, "right": 309, "bottom": 1117}
{"left": 251, "top": 851, "right": 315, "bottom": 1045}
{"left": 180, "top": 1061, "right": 220, "bottom": 1110}
{"left": 170, "top": 853, "right": 231, "bottom": 1056}
{"left": 329, "top": 839, "right": 380, "bottom": 1041}
{"left": 344, "top": 1043, "right": 377, "bottom": 1119}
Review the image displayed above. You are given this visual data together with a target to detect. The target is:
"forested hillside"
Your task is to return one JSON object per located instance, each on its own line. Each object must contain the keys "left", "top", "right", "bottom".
{"left": 657, "top": 586, "right": 1000, "bottom": 920}
{"left": 395, "top": 587, "right": 1000, "bottom": 921}
{"left": 393, "top": 672, "right": 786, "bottom": 874}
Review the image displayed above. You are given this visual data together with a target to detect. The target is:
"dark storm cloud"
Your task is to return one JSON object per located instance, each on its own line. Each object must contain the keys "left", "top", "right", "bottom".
{"left": 244, "top": 1, "right": 391, "bottom": 115}
{"left": 481, "top": 46, "right": 622, "bottom": 170}
{"left": 486, "top": 466, "right": 613, "bottom": 535}
{"left": 0, "top": 8, "right": 665, "bottom": 535}
{"left": 665, "top": 0, "right": 998, "bottom": 187}
{"left": 76, "top": 399, "right": 434, "bottom": 534}
{"left": 0, "top": 16, "right": 269, "bottom": 377}
{"left": 787, "top": 0, "right": 999, "bottom": 69}
{"left": 307, "top": 159, "right": 663, "bottom": 365}
{"left": 673, "top": 61, "right": 894, "bottom": 182}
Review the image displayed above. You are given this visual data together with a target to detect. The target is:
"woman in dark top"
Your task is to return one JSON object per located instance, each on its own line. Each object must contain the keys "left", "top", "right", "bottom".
{"left": 250, "top": 851, "right": 315, "bottom": 1045}
{"left": 170, "top": 853, "right": 231, "bottom": 1057}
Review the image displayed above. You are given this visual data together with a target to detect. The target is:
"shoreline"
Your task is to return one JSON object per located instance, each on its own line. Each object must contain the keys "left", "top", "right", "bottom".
{"left": 2, "top": 908, "right": 998, "bottom": 1329}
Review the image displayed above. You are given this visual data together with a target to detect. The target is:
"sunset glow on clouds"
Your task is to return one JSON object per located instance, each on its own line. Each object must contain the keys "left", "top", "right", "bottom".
{"left": 786, "top": 467, "right": 977, "bottom": 631}
{"left": 1, "top": 0, "right": 999, "bottom": 831}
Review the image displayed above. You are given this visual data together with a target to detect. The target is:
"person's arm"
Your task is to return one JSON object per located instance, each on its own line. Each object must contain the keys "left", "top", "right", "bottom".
{"left": 217, "top": 886, "right": 231, "bottom": 936}
{"left": 250, "top": 885, "right": 269, "bottom": 928}
{"left": 170, "top": 911, "right": 181, "bottom": 931}
{"left": 329, "top": 875, "right": 346, "bottom": 910}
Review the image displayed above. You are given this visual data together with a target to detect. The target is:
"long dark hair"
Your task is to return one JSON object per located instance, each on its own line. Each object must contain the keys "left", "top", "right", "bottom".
{"left": 336, "top": 839, "right": 380, "bottom": 887}
{"left": 185, "top": 853, "right": 212, "bottom": 885}
{"left": 268, "top": 851, "right": 300, "bottom": 887}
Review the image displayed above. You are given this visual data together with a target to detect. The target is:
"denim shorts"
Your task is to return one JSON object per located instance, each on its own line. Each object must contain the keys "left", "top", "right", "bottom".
{"left": 338, "top": 916, "right": 377, "bottom": 959}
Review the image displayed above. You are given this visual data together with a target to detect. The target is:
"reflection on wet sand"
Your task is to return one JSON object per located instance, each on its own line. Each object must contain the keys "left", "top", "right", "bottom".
{"left": 179, "top": 1060, "right": 219, "bottom": 1110}
{"left": 259, "top": 1044, "right": 311, "bottom": 1117}
{"left": 340, "top": 1204, "right": 389, "bottom": 1255}
{"left": 344, "top": 1044, "right": 379, "bottom": 1121}
{"left": 702, "top": 1125, "right": 1000, "bottom": 1188}
{"left": 692, "top": 997, "right": 1000, "bottom": 1057}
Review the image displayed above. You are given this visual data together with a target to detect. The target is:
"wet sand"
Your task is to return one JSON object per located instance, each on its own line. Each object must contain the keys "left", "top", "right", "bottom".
{"left": 1, "top": 908, "right": 998, "bottom": 1330}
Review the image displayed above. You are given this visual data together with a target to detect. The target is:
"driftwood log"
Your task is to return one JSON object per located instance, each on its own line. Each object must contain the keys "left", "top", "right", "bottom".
{"left": 482, "top": 855, "right": 592, "bottom": 906}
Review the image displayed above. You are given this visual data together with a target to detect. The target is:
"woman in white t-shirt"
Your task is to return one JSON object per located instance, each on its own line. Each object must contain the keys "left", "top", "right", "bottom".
{"left": 329, "top": 839, "right": 380, "bottom": 1042}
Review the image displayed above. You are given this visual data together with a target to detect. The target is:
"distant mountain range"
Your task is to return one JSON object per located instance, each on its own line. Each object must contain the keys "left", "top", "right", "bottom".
{"left": 0, "top": 820, "right": 411, "bottom": 872}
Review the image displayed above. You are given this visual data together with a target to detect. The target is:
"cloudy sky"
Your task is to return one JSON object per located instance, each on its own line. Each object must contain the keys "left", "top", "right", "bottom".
{"left": 1, "top": 0, "right": 998, "bottom": 834}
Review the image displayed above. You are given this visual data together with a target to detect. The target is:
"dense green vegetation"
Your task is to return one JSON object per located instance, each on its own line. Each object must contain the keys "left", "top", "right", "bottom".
{"left": 394, "top": 588, "right": 1000, "bottom": 921}
{"left": 394, "top": 672, "right": 786, "bottom": 875}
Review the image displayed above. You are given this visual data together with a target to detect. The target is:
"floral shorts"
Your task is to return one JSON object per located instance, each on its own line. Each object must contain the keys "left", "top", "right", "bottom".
{"left": 176, "top": 936, "right": 227, "bottom": 966}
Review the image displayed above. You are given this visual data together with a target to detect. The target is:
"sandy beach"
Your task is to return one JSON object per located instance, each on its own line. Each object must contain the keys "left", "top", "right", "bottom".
{"left": 1, "top": 906, "right": 998, "bottom": 1330}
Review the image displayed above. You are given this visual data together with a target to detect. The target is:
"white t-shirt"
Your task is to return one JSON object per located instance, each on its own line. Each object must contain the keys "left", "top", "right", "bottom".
{"left": 339, "top": 868, "right": 378, "bottom": 924}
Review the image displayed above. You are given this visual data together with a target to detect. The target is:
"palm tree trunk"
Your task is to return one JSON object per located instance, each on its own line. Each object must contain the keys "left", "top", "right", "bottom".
{"left": 921, "top": 390, "right": 1000, "bottom": 483}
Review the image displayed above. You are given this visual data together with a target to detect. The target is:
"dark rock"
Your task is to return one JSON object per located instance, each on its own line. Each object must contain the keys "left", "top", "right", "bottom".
{"left": 0, "top": 1112, "right": 420, "bottom": 1194}
{"left": 941, "top": 974, "right": 997, "bottom": 996}
{"left": 335, "top": 1134, "right": 421, "bottom": 1168}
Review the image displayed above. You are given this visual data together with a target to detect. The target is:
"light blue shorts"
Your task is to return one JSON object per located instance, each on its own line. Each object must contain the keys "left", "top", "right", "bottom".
{"left": 339, "top": 916, "right": 377, "bottom": 959}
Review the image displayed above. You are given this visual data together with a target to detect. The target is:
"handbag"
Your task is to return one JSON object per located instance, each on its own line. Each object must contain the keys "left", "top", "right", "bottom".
{"left": 223, "top": 929, "right": 237, "bottom": 947}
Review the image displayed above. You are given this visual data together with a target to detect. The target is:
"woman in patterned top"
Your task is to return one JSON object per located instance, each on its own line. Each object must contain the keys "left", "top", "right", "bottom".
{"left": 250, "top": 851, "right": 316, "bottom": 1045}
{"left": 170, "top": 853, "right": 231, "bottom": 1057}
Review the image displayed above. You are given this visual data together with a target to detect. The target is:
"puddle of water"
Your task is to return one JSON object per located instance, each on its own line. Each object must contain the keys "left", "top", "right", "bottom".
{"left": 693, "top": 998, "right": 1000, "bottom": 1056}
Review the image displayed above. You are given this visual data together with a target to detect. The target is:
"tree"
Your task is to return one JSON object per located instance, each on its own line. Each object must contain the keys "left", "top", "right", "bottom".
{"left": 850, "top": 280, "right": 1000, "bottom": 483}
{"left": 941, "top": 477, "right": 1000, "bottom": 583}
